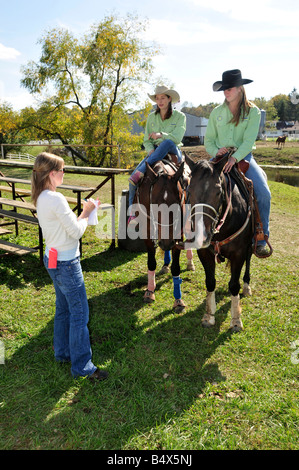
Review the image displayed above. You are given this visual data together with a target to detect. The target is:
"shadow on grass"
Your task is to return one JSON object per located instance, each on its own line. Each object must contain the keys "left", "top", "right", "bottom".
{"left": 1, "top": 248, "right": 236, "bottom": 450}
{"left": 0, "top": 253, "right": 50, "bottom": 289}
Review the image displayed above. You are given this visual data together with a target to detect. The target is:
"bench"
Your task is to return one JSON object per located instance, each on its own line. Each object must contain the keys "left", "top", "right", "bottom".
{"left": 0, "top": 173, "right": 116, "bottom": 261}
{"left": 0, "top": 185, "right": 31, "bottom": 197}
{"left": 0, "top": 184, "right": 86, "bottom": 206}
{"left": 0, "top": 195, "right": 114, "bottom": 264}
{"left": 0, "top": 197, "right": 43, "bottom": 263}
{"left": 0, "top": 240, "right": 38, "bottom": 256}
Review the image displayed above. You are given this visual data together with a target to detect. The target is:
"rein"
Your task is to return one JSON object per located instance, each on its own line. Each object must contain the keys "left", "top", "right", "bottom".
{"left": 210, "top": 173, "right": 251, "bottom": 262}
{"left": 186, "top": 172, "right": 232, "bottom": 237}
{"left": 185, "top": 167, "right": 252, "bottom": 262}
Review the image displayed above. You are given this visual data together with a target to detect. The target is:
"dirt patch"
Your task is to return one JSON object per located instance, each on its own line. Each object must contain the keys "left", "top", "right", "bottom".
{"left": 182, "top": 145, "right": 209, "bottom": 161}
{"left": 269, "top": 212, "right": 298, "bottom": 258}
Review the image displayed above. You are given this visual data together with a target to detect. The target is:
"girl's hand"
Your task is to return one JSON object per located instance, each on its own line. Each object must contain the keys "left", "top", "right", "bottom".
{"left": 216, "top": 147, "right": 229, "bottom": 156}
{"left": 149, "top": 132, "right": 162, "bottom": 140}
{"left": 223, "top": 156, "right": 237, "bottom": 173}
{"left": 79, "top": 199, "right": 97, "bottom": 220}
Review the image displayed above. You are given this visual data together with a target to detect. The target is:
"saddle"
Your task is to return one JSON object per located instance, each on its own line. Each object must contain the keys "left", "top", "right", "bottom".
{"left": 145, "top": 152, "right": 190, "bottom": 189}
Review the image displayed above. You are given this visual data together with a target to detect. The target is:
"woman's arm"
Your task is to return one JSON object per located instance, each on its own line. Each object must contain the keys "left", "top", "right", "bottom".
{"left": 204, "top": 110, "right": 220, "bottom": 158}
{"left": 232, "top": 106, "right": 261, "bottom": 161}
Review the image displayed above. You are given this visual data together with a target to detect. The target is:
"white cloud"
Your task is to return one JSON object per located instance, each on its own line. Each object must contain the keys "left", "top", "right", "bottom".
{"left": 0, "top": 43, "right": 21, "bottom": 60}
{"left": 0, "top": 88, "right": 35, "bottom": 110}
{"left": 144, "top": 16, "right": 299, "bottom": 48}
{"left": 186, "top": 0, "right": 299, "bottom": 26}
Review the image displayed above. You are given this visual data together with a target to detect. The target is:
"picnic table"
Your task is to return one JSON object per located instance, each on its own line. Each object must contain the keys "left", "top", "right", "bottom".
{"left": 0, "top": 160, "right": 130, "bottom": 262}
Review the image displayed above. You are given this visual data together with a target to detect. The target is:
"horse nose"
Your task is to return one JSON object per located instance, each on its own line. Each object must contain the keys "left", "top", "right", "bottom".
{"left": 159, "top": 240, "right": 175, "bottom": 251}
{"left": 191, "top": 220, "right": 210, "bottom": 249}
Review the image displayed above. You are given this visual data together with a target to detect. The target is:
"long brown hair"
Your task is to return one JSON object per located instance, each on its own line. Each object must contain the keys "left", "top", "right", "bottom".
{"left": 227, "top": 86, "right": 253, "bottom": 126}
{"left": 155, "top": 95, "right": 173, "bottom": 120}
{"left": 31, "top": 152, "right": 64, "bottom": 205}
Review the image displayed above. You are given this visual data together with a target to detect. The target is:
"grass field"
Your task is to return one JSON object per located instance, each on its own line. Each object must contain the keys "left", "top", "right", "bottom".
{"left": 0, "top": 154, "right": 298, "bottom": 450}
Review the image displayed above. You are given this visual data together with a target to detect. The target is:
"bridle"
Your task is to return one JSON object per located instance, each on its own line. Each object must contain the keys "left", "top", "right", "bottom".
{"left": 185, "top": 165, "right": 252, "bottom": 262}
{"left": 186, "top": 171, "right": 231, "bottom": 236}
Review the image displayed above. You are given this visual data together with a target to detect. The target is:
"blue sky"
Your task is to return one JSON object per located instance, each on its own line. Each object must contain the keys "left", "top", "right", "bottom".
{"left": 1, "top": 0, "right": 299, "bottom": 110}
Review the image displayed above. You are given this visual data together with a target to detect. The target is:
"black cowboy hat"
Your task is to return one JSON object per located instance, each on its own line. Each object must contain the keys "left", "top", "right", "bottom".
{"left": 213, "top": 69, "right": 253, "bottom": 91}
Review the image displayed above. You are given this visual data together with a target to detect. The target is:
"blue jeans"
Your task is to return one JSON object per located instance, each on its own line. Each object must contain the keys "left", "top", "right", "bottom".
{"left": 244, "top": 153, "right": 271, "bottom": 243}
{"left": 44, "top": 255, "right": 96, "bottom": 378}
{"left": 129, "top": 139, "right": 182, "bottom": 209}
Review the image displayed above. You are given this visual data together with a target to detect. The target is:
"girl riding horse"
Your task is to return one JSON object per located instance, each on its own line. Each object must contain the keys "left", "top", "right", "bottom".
{"left": 204, "top": 69, "right": 271, "bottom": 257}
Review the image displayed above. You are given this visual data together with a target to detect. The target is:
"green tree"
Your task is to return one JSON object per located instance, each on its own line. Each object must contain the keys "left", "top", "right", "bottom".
{"left": 181, "top": 102, "right": 220, "bottom": 118}
{"left": 288, "top": 88, "right": 299, "bottom": 121}
{"left": 269, "top": 94, "right": 290, "bottom": 122}
{"left": 252, "top": 97, "right": 278, "bottom": 121}
{"left": 20, "top": 13, "right": 160, "bottom": 166}
{"left": 0, "top": 102, "right": 27, "bottom": 156}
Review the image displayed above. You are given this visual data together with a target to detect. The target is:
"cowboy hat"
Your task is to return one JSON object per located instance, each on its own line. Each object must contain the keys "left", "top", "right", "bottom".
{"left": 213, "top": 69, "right": 253, "bottom": 91}
{"left": 148, "top": 85, "right": 180, "bottom": 104}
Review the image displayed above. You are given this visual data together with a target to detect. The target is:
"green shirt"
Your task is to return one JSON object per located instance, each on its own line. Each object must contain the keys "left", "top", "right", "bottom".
{"left": 143, "top": 109, "right": 186, "bottom": 153}
{"left": 204, "top": 102, "right": 261, "bottom": 162}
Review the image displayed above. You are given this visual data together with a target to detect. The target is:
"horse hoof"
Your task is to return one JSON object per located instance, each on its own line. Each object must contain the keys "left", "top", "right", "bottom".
{"left": 201, "top": 314, "right": 215, "bottom": 328}
{"left": 229, "top": 319, "right": 243, "bottom": 332}
{"left": 187, "top": 260, "right": 195, "bottom": 271}
{"left": 173, "top": 299, "right": 186, "bottom": 313}
{"left": 159, "top": 265, "right": 170, "bottom": 275}
{"left": 242, "top": 283, "right": 252, "bottom": 296}
{"left": 143, "top": 290, "right": 155, "bottom": 303}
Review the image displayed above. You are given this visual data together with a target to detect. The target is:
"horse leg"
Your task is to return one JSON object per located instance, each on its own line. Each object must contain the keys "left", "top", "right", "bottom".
{"left": 228, "top": 257, "right": 245, "bottom": 332}
{"left": 144, "top": 241, "right": 156, "bottom": 303}
{"left": 186, "top": 248, "right": 195, "bottom": 271}
{"left": 159, "top": 250, "right": 171, "bottom": 274}
{"left": 171, "top": 247, "right": 186, "bottom": 313}
{"left": 197, "top": 249, "right": 216, "bottom": 327}
{"left": 242, "top": 247, "right": 252, "bottom": 297}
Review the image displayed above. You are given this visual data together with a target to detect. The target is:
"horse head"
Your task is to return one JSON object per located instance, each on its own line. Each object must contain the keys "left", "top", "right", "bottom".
{"left": 184, "top": 154, "right": 229, "bottom": 250}
{"left": 146, "top": 161, "right": 185, "bottom": 251}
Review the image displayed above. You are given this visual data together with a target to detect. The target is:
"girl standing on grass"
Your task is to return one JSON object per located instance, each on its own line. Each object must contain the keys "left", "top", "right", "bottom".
{"left": 31, "top": 152, "right": 108, "bottom": 382}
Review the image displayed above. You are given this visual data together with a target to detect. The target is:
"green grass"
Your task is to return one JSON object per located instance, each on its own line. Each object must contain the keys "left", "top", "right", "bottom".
{"left": 254, "top": 141, "right": 299, "bottom": 166}
{"left": 0, "top": 172, "right": 298, "bottom": 450}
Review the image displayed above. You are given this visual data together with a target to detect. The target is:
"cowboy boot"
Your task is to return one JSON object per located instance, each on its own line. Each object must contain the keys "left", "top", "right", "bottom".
{"left": 129, "top": 171, "right": 144, "bottom": 186}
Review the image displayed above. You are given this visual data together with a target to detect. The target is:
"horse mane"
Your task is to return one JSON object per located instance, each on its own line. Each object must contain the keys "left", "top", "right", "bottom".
{"left": 191, "top": 159, "right": 213, "bottom": 177}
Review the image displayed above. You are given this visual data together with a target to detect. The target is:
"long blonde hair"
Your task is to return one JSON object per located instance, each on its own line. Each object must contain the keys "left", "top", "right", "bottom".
{"left": 227, "top": 86, "right": 253, "bottom": 126}
{"left": 31, "top": 152, "right": 64, "bottom": 205}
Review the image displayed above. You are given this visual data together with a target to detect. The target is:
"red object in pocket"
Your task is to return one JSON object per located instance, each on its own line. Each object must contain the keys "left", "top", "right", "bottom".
{"left": 48, "top": 248, "right": 58, "bottom": 269}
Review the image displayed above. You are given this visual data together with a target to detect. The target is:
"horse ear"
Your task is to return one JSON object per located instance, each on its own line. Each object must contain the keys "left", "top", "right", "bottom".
{"left": 212, "top": 154, "right": 229, "bottom": 174}
{"left": 146, "top": 162, "right": 157, "bottom": 182}
{"left": 173, "top": 162, "right": 184, "bottom": 184}
{"left": 184, "top": 153, "right": 196, "bottom": 172}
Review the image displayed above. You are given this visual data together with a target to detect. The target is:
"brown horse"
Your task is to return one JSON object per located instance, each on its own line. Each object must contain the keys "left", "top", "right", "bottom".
{"left": 182, "top": 153, "right": 254, "bottom": 332}
{"left": 130, "top": 158, "right": 191, "bottom": 312}
{"left": 276, "top": 135, "right": 287, "bottom": 149}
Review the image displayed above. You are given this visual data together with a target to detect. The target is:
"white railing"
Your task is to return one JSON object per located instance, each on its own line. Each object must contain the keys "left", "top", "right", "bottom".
{"left": 6, "top": 153, "right": 35, "bottom": 162}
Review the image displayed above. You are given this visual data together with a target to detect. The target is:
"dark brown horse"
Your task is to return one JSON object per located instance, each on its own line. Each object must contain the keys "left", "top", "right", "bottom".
{"left": 276, "top": 135, "right": 287, "bottom": 149}
{"left": 183, "top": 154, "right": 254, "bottom": 331}
{"left": 130, "top": 159, "right": 191, "bottom": 312}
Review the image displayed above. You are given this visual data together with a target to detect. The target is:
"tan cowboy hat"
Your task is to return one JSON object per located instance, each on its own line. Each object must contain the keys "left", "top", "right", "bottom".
{"left": 148, "top": 85, "right": 180, "bottom": 104}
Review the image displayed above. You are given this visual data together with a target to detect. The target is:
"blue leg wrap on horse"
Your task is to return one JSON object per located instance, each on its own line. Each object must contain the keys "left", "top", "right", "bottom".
{"left": 164, "top": 250, "right": 171, "bottom": 265}
{"left": 173, "top": 276, "right": 182, "bottom": 299}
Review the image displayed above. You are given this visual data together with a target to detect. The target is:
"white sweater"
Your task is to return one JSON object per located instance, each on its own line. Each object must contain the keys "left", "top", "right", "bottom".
{"left": 36, "top": 190, "right": 88, "bottom": 260}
